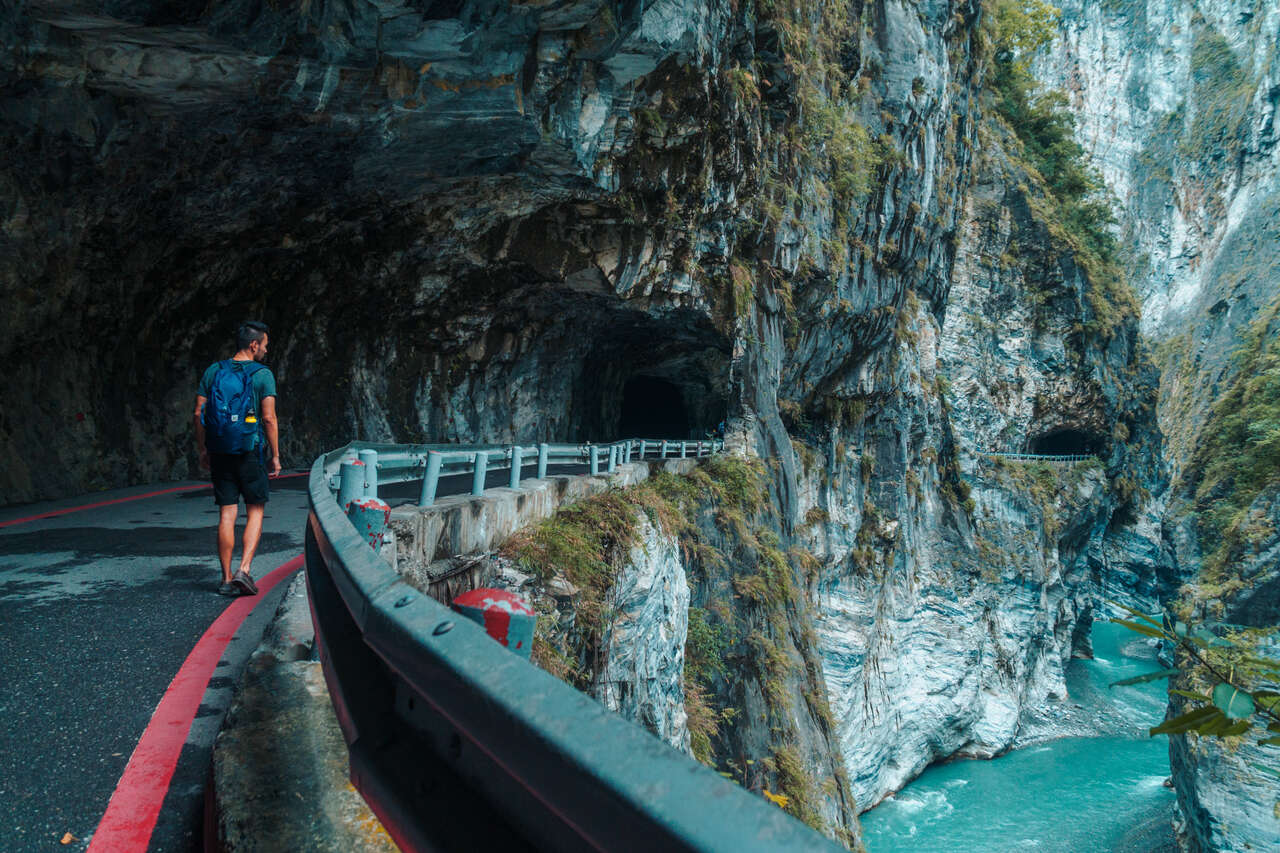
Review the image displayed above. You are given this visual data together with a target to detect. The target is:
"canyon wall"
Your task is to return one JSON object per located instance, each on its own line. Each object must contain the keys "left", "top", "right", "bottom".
{"left": 1038, "top": 1, "right": 1280, "bottom": 849}
{"left": 2, "top": 0, "right": 1180, "bottom": 848}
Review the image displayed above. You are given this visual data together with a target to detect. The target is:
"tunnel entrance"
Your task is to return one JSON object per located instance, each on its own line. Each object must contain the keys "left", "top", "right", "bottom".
{"left": 1029, "top": 428, "right": 1100, "bottom": 456}
{"left": 619, "top": 376, "right": 690, "bottom": 439}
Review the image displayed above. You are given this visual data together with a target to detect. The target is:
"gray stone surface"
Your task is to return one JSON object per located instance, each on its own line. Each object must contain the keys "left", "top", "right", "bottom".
{"left": 211, "top": 574, "right": 398, "bottom": 852}
{"left": 7, "top": 0, "right": 1250, "bottom": 846}
{"left": 1035, "top": 4, "right": 1280, "bottom": 848}
{"left": 593, "top": 510, "right": 691, "bottom": 754}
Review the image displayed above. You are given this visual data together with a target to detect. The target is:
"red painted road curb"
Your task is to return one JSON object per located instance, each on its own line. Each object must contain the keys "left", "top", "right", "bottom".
{"left": 87, "top": 555, "right": 304, "bottom": 853}
{"left": 0, "top": 473, "right": 308, "bottom": 530}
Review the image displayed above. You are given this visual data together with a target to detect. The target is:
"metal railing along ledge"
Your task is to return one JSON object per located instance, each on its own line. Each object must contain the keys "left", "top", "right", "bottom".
{"left": 306, "top": 436, "right": 843, "bottom": 852}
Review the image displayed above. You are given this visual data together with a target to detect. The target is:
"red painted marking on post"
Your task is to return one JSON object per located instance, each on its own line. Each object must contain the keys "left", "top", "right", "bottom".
{"left": 452, "top": 588, "right": 533, "bottom": 648}
{"left": 486, "top": 607, "right": 513, "bottom": 646}
{"left": 87, "top": 555, "right": 303, "bottom": 853}
{"left": 0, "top": 473, "right": 308, "bottom": 530}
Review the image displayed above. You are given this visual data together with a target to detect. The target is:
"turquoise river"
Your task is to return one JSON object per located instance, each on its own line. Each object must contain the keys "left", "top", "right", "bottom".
{"left": 861, "top": 621, "right": 1175, "bottom": 852}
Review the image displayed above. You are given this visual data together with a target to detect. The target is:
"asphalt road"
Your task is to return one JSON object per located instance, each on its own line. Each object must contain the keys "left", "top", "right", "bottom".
{"left": 0, "top": 474, "right": 312, "bottom": 852}
{"left": 0, "top": 460, "right": 596, "bottom": 852}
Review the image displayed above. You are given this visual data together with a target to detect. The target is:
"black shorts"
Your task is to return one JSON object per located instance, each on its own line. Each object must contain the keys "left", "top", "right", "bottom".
{"left": 210, "top": 452, "right": 270, "bottom": 506}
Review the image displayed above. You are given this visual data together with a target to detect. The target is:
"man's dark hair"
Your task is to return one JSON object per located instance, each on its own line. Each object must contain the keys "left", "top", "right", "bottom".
{"left": 236, "top": 320, "right": 269, "bottom": 351}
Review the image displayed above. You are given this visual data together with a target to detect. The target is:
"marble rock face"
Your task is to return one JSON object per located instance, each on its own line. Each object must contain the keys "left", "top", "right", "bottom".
{"left": 1036, "top": 2, "right": 1280, "bottom": 848}
{"left": 593, "top": 510, "right": 692, "bottom": 755}
{"left": 4, "top": 0, "right": 1193, "bottom": 846}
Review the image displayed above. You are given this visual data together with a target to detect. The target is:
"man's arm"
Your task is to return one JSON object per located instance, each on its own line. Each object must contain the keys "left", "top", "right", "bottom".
{"left": 193, "top": 395, "right": 209, "bottom": 471}
{"left": 261, "top": 396, "right": 281, "bottom": 476}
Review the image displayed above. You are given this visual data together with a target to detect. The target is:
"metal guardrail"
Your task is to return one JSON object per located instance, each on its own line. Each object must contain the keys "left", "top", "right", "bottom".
{"left": 984, "top": 452, "right": 1098, "bottom": 463}
{"left": 325, "top": 438, "right": 724, "bottom": 505}
{"left": 306, "top": 438, "right": 842, "bottom": 852}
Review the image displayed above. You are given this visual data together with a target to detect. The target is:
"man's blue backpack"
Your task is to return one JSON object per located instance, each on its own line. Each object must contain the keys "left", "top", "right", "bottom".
{"left": 203, "top": 360, "right": 265, "bottom": 455}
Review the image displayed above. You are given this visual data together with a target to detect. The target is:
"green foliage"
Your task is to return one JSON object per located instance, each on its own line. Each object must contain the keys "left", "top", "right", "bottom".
{"left": 1181, "top": 28, "right": 1257, "bottom": 163}
{"left": 506, "top": 456, "right": 767, "bottom": 686}
{"left": 1110, "top": 602, "right": 1280, "bottom": 744}
{"left": 990, "top": 0, "right": 1060, "bottom": 75}
{"left": 729, "top": 260, "right": 755, "bottom": 319}
{"left": 505, "top": 490, "right": 644, "bottom": 647}
{"left": 685, "top": 606, "right": 730, "bottom": 764}
{"left": 686, "top": 606, "right": 729, "bottom": 683}
{"left": 772, "top": 743, "right": 825, "bottom": 831}
{"left": 752, "top": 0, "right": 882, "bottom": 230}
{"left": 986, "top": 0, "right": 1139, "bottom": 338}
{"left": 1191, "top": 296, "right": 1280, "bottom": 585}
{"left": 806, "top": 96, "right": 875, "bottom": 207}
{"left": 804, "top": 506, "right": 831, "bottom": 528}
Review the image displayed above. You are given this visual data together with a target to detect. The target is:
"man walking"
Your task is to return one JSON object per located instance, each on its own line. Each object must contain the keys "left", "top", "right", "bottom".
{"left": 194, "top": 320, "right": 281, "bottom": 596}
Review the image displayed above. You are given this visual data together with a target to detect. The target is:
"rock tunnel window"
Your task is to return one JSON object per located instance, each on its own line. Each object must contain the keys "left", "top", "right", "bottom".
{"left": 1029, "top": 429, "right": 1100, "bottom": 456}
{"left": 619, "top": 376, "right": 690, "bottom": 439}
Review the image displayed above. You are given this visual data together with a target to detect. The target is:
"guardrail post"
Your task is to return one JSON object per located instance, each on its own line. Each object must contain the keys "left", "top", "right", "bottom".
{"left": 451, "top": 588, "right": 536, "bottom": 659}
{"left": 660, "top": 440, "right": 668, "bottom": 458}
{"left": 338, "top": 460, "right": 364, "bottom": 510}
{"left": 680, "top": 441, "right": 687, "bottom": 459}
{"left": 607, "top": 445, "right": 617, "bottom": 473}
{"left": 589, "top": 445, "right": 599, "bottom": 476}
{"left": 417, "top": 450, "right": 443, "bottom": 506}
{"left": 358, "top": 449, "right": 378, "bottom": 498}
{"left": 537, "top": 443, "right": 549, "bottom": 479}
{"left": 347, "top": 497, "right": 391, "bottom": 550}
{"left": 509, "top": 445, "right": 522, "bottom": 489}
{"left": 638, "top": 439, "right": 647, "bottom": 459}
{"left": 472, "top": 451, "right": 488, "bottom": 496}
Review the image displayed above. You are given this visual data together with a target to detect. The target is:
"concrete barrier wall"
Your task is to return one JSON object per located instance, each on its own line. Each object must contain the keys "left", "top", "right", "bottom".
{"left": 388, "top": 459, "right": 698, "bottom": 603}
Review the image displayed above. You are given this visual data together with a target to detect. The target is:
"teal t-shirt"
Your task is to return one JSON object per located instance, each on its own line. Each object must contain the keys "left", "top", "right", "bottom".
{"left": 199, "top": 360, "right": 277, "bottom": 449}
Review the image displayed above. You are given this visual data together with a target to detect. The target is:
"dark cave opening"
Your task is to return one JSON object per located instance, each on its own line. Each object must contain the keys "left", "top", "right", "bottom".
{"left": 619, "top": 376, "right": 691, "bottom": 439}
{"left": 1029, "top": 428, "right": 1101, "bottom": 456}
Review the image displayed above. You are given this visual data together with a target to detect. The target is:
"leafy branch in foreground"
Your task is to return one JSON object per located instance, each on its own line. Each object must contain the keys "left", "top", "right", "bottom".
{"left": 1109, "top": 602, "right": 1280, "bottom": 747}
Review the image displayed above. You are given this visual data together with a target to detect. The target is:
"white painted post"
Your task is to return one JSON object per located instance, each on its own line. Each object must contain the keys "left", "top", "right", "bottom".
{"left": 537, "top": 443, "right": 549, "bottom": 479}
{"left": 338, "top": 460, "right": 364, "bottom": 510}
{"left": 358, "top": 449, "right": 378, "bottom": 498}
{"left": 472, "top": 451, "right": 488, "bottom": 496}
{"left": 418, "top": 450, "right": 443, "bottom": 506}
{"left": 509, "top": 445, "right": 522, "bottom": 489}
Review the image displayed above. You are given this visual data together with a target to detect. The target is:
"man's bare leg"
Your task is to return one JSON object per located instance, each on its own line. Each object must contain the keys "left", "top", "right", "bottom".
{"left": 238, "top": 503, "right": 265, "bottom": 579}
{"left": 218, "top": 504, "right": 238, "bottom": 584}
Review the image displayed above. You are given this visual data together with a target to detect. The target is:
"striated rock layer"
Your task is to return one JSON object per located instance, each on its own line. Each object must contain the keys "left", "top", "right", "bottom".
{"left": 4, "top": 0, "right": 1178, "bottom": 848}
{"left": 787, "top": 123, "right": 1167, "bottom": 808}
{"left": 592, "top": 510, "right": 692, "bottom": 753}
{"left": 1038, "top": 2, "right": 1280, "bottom": 849}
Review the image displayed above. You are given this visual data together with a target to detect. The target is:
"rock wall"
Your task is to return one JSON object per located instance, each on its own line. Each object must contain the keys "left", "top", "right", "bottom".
{"left": 1036, "top": 2, "right": 1280, "bottom": 849}
{"left": 4, "top": 0, "right": 1181, "bottom": 849}
{"left": 592, "top": 510, "right": 692, "bottom": 753}
{"left": 787, "top": 121, "right": 1167, "bottom": 809}
{"left": 501, "top": 457, "right": 862, "bottom": 845}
